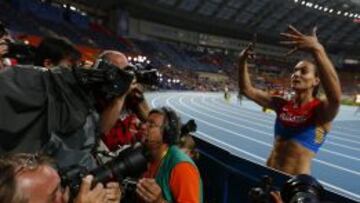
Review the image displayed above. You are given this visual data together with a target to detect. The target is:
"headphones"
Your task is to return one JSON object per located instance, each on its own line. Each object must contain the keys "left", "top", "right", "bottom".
{"left": 161, "top": 107, "right": 180, "bottom": 145}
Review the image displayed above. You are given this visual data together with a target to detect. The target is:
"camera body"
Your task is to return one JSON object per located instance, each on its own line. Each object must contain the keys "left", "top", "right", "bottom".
{"left": 60, "top": 145, "right": 149, "bottom": 196}
{"left": 74, "top": 60, "right": 159, "bottom": 100}
{"left": 2, "top": 41, "right": 35, "bottom": 64}
{"left": 181, "top": 119, "right": 197, "bottom": 136}
{"left": 249, "top": 174, "right": 323, "bottom": 203}
{"left": 281, "top": 174, "right": 323, "bottom": 203}
{"left": 128, "top": 63, "right": 159, "bottom": 86}
{"left": 249, "top": 175, "right": 276, "bottom": 203}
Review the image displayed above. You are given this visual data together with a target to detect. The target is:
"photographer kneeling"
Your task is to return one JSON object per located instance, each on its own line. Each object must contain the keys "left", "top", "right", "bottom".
{"left": 0, "top": 153, "right": 121, "bottom": 203}
{"left": 136, "top": 107, "right": 203, "bottom": 203}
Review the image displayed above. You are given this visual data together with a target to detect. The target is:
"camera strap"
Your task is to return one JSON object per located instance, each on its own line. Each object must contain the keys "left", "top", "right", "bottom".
{"left": 153, "top": 148, "right": 169, "bottom": 178}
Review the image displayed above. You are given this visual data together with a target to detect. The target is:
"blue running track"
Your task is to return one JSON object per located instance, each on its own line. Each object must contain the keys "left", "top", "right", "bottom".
{"left": 146, "top": 92, "right": 360, "bottom": 202}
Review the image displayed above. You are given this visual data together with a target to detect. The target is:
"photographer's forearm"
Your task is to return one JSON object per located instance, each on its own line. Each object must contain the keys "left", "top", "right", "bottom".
{"left": 100, "top": 96, "right": 125, "bottom": 134}
{"left": 136, "top": 100, "right": 150, "bottom": 121}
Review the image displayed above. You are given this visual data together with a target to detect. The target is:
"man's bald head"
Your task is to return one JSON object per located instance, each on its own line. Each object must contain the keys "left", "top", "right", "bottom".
{"left": 99, "top": 50, "right": 129, "bottom": 69}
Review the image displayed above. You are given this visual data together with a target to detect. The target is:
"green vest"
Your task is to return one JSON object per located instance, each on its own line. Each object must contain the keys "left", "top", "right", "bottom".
{"left": 155, "top": 146, "right": 203, "bottom": 203}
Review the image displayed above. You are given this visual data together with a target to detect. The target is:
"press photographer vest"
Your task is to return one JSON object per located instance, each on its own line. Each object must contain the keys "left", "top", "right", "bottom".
{"left": 155, "top": 146, "right": 203, "bottom": 203}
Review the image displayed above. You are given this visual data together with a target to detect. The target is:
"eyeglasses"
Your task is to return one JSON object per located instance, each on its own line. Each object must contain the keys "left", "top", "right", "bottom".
{"left": 146, "top": 121, "right": 163, "bottom": 129}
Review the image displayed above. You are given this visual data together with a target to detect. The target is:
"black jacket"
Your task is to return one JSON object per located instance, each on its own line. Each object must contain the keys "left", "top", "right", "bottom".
{"left": 0, "top": 66, "right": 97, "bottom": 169}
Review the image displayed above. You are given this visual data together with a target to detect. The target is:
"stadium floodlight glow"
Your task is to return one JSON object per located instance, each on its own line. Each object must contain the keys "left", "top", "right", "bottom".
{"left": 314, "top": 4, "right": 318, "bottom": 9}
{"left": 301, "top": 1, "right": 306, "bottom": 5}
{"left": 294, "top": 0, "right": 299, "bottom": 3}
{"left": 70, "top": 6, "right": 76, "bottom": 11}
{"left": 329, "top": 9, "right": 334, "bottom": 13}
{"left": 146, "top": 60, "right": 151, "bottom": 64}
{"left": 344, "top": 12, "right": 349, "bottom": 16}
{"left": 324, "top": 7, "right": 328, "bottom": 12}
{"left": 355, "top": 14, "right": 359, "bottom": 18}
{"left": 337, "top": 10, "right": 342, "bottom": 15}
{"left": 306, "top": 2, "right": 313, "bottom": 7}
{"left": 318, "top": 6, "right": 323, "bottom": 10}
{"left": 349, "top": 13, "right": 354, "bottom": 17}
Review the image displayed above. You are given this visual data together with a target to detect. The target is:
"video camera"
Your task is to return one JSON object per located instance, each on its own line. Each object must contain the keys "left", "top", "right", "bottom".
{"left": 249, "top": 174, "right": 324, "bottom": 203}
{"left": 128, "top": 63, "right": 159, "bottom": 87}
{"left": 1, "top": 40, "right": 35, "bottom": 64}
{"left": 181, "top": 119, "right": 197, "bottom": 136}
{"left": 281, "top": 174, "right": 324, "bottom": 203}
{"left": 74, "top": 59, "right": 159, "bottom": 100}
{"left": 60, "top": 144, "right": 149, "bottom": 197}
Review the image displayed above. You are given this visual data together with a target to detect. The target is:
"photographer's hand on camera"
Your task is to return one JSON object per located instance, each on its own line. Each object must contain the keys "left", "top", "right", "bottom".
{"left": 136, "top": 178, "right": 166, "bottom": 203}
{"left": 100, "top": 79, "right": 137, "bottom": 134}
{"left": 127, "top": 83, "right": 150, "bottom": 121}
{"left": 105, "top": 182, "right": 122, "bottom": 203}
{"left": 74, "top": 175, "right": 122, "bottom": 203}
{"left": 270, "top": 191, "right": 284, "bottom": 203}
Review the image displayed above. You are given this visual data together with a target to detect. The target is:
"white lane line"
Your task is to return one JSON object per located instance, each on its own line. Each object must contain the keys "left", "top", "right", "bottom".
{"left": 196, "top": 131, "right": 266, "bottom": 163}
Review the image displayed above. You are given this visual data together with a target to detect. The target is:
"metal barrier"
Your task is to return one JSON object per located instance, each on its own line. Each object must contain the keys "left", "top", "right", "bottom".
{"left": 193, "top": 137, "right": 357, "bottom": 203}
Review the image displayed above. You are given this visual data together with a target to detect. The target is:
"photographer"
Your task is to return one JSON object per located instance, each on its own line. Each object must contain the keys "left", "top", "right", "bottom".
{"left": 0, "top": 153, "right": 122, "bottom": 203}
{"left": 97, "top": 50, "right": 150, "bottom": 151}
{"left": 136, "top": 107, "right": 203, "bottom": 203}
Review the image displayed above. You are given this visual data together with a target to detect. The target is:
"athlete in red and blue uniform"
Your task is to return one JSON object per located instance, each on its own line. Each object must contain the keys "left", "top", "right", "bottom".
{"left": 274, "top": 98, "right": 326, "bottom": 153}
{"left": 238, "top": 25, "right": 341, "bottom": 175}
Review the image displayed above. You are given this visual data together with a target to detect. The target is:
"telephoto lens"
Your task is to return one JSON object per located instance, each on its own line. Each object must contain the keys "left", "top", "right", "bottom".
{"left": 60, "top": 144, "right": 149, "bottom": 197}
